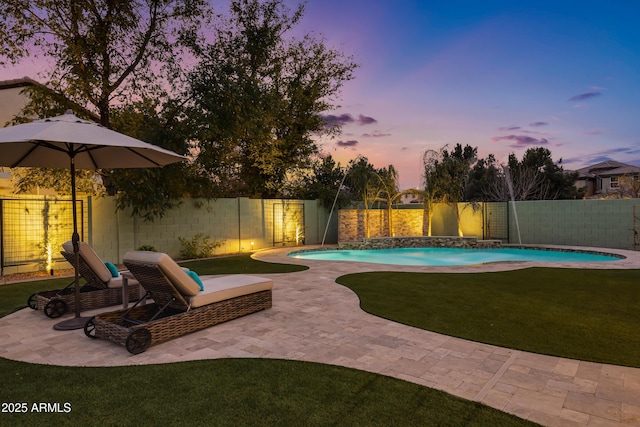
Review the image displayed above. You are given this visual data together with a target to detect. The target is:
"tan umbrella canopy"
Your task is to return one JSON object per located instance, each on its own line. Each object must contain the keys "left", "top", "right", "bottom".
{"left": 0, "top": 110, "right": 186, "bottom": 330}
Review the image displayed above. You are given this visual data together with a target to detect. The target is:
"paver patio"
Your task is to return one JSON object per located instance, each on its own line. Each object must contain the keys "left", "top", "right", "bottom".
{"left": 1, "top": 245, "right": 639, "bottom": 426}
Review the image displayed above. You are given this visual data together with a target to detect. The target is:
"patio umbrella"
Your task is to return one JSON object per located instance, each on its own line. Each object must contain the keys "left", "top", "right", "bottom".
{"left": 0, "top": 110, "right": 186, "bottom": 330}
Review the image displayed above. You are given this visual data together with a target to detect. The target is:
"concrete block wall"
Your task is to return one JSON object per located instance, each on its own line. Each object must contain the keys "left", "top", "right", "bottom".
{"left": 509, "top": 199, "right": 637, "bottom": 249}
{"left": 88, "top": 196, "right": 332, "bottom": 264}
{"left": 429, "top": 203, "right": 484, "bottom": 237}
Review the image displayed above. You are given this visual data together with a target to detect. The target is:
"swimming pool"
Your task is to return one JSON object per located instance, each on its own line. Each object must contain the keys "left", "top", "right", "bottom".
{"left": 289, "top": 247, "right": 620, "bottom": 266}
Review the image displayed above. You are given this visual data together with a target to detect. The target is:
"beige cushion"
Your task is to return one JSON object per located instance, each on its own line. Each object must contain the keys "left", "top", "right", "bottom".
{"left": 189, "top": 275, "right": 273, "bottom": 308}
{"left": 102, "top": 275, "right": 139, "bottom": 289}
{"left": 123, "top": 251, "right": 201, "bottom": 296}
{"left": 63, "top": 241, "right": 112, "bottom": 284}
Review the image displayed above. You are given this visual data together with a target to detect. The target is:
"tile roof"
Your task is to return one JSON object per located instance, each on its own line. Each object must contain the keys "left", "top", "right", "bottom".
{"left": 575, "top": 160, "right": 640, "bottom": 178}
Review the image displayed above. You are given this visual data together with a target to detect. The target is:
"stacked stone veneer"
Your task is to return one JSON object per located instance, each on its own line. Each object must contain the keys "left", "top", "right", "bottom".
{"left": 339, "top": 236, "right": 502, "bottom": 250}
{"left": 338, "top": 205, "right": 484, "bottom": 242}
{"left": 338, "top": 209, "right": 423, "bottom": 242}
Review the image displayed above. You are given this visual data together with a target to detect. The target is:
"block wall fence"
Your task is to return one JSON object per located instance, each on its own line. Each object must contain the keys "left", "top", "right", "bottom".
{"left": 506, "top": 199, "right": 638, "bottom": 249}
{"left": 87, "top": 197, "right": 335, "bottom": 264}
{"left": 338, "top": 199, "right": 640, "bottom": 251}
{"left": 0, "top": 196, "right": 335, "bottom": 275}
{"left": 2, "top": 196, "right": 638, "bottom": 276}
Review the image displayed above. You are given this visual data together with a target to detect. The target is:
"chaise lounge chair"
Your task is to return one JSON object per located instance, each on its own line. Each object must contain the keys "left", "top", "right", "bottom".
{"left": 27, "top": 241, "right": 141, "bottom": 318}
{"left": 84, "top": 251, "right": 273, "bottom": 354}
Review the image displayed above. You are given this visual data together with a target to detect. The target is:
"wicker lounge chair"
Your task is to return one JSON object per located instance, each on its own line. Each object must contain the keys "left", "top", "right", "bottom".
{"left": 27, "top": 241, "right": 141, "bottom": 318}
{"left": 85, "top": 251, "right": 273, "bottom": 354}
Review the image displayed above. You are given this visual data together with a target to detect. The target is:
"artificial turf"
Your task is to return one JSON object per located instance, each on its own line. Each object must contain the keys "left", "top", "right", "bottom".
{"left": 0, "top": 358, "right": 537, "bottom": 426}
{"left": 336, "top": 267, "right": 640, "bottom": 367}
{"left": 0, "top": 254, "right": 538, "bottom": 426}
{"left": 0, "top": 277, "right": 70, "bottom": 317}
{"left": 179, "top": 253, "right": 308, "bottom": 274}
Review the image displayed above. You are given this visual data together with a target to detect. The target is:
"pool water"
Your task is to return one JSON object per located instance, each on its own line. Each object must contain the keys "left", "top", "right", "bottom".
{"left": 289, "top": 247, "right": 619, "bottom": 266}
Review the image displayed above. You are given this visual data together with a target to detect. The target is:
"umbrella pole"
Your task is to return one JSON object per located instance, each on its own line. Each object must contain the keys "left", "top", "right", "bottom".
{"left": 54, "top": 157, "right": 90, "bottom": 330}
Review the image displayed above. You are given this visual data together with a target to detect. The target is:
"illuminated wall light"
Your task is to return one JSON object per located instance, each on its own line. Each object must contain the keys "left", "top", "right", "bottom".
{"left": 46, "top": 242, "right": 54, "bottom": 274}
{"left": 295, "top": 224, "right": 304, "bottom": 245}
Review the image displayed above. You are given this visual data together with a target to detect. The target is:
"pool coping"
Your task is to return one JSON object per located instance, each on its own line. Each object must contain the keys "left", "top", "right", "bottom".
{"left": 277, "top": 243, "right": 639, "bottom": 272}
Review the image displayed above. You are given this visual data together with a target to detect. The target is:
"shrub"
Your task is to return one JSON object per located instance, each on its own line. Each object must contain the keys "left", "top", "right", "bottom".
{"left": 137, "top": 244, "right": 157, "bottom": 252}
{"left": 178, "top": 233, "right": 224, "bottom": 259}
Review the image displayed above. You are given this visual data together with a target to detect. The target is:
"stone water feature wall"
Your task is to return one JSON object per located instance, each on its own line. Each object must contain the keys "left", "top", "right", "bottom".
{"left": 338, "top": 209, "right": 424, "bottom": 242}
{"left": 338, "top": 205, "right": 484, "bottom": 242}
{"left": 339, "top": 236, "right": 502, "bottom": 250}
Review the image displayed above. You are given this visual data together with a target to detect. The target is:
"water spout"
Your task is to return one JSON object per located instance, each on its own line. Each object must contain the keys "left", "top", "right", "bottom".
{"left": 504, "top": 166, "right": 522, "bottom": 244}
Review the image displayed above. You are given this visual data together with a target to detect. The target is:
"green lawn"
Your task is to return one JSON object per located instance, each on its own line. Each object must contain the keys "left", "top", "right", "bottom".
{"left": 0, "top": 277, "right": 71, "bottom": 317}
{"left": 179, "top": 253, "right": 308, "bottom": 274}
{"left": 0, "top": 358, "right": 536, "bottom": 426}
{"left": 337, "top": 268, "right": 640, "bottom": 367}
{"left": 0, "top": 255, "right": 536, "bottom": 426}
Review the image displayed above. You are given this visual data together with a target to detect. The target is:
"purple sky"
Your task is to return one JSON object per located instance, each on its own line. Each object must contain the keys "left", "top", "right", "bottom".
{"left": 3, "top": 0, "right": 640, "bottom": 189}
{"left": 296, "top": 0, "right": 640, "bottom": 188}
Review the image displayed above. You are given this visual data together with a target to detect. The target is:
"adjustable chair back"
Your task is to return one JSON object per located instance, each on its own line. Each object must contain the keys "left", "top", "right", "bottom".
{"left": 61, "top": 241, "right": 114, "bottom": 290}
{"left": 123, "top": 251, "right": 199, "bottom": 312}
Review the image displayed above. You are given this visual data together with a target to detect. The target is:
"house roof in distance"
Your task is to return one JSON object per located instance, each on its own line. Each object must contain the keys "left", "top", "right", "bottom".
{"left": 576, "top": 160, "right": 640, "bottom": 178}
{"left": 0, "top": 77, "right": 40, "bottom": 90}
{"left": 0, "top": 76, "right": 100, "bottom": 123}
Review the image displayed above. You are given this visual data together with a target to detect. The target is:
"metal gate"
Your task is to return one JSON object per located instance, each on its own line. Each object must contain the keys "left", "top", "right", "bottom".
{"left": 1, "top": 197, "right": 82, "bottom": 275}
{"left": 483, "top": 202, "right": 509, "bottom": 242}
{"left": 272, "top": 201, "right": 305, "bottom": 246}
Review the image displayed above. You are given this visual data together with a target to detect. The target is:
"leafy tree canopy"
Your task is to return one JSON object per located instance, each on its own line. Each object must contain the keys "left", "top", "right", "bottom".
{"left": 0, "top": 0, "right": 211, "bottom": 127}
{"left": 437, "top": 143, "right": 478, "bottom": 204}
{"left": 1, "top": 0, "right": 212, "bottom": 219}
{"left": 507, "top": 147, "right": 580, "bottom": 200}
{"left": 186, "top": 0, "right": 357, "bottom": 198}
{"left": 346, "top": 155, "right": 378, "bottom": 205}
{"left": 470, "top": 147, "right": 581, "bottom": 201}
{"left": 11, "top": 168, "right": 101, "bottom": 196}
{"left": 289, "top": 154, "right": 350, "bottom": 209}
{"left": 105, "top": 97, "right": 214, "bottom": 221}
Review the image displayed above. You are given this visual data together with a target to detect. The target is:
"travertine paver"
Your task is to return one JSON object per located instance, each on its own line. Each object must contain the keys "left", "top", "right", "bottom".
{"left": 1, "top": 244, "right": 640, "bottom": 426}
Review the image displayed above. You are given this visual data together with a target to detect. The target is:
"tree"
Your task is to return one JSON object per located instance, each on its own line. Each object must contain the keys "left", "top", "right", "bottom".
{"left": 1, "top": 0, "right": 211, "bottom": 219}
{"left": 376, "top": 165, "right": 400, "bottom": 236}
{"left": 466, "top": 147, "right": 580, "bottom": 202}
{"left": 484, "top": 164, "right": 551, "bottom": 201}
{"left": 186, "top": 0, "right": 357, "bottom": 197}
{"left": 506, "top": 147, "right": 579, "bottom": 200}
{"left": 421, "top": 148, "right": 446, "bottom": 236}
{"left": 104, "top": 98, "right": 211, "bottom": 221}
{"left": 610, "top": 175, "right": 640, "bottom": 198}
{"left": 289, "top": 154, "right": 350, "bottom": 209}
{"left": 11, "top": 168, "right": 101, "bottom": 196}
{"left": 347, "top": 156, "right": 381, "bottom": 238}
{"left": 0, "top": 0, "right": 210, "bottom": 128}
{"left": 437, "top": 144, "right": 477, "bottom": 236}
{"left": 465, "top": 154, "right": 500, "bottom": 202}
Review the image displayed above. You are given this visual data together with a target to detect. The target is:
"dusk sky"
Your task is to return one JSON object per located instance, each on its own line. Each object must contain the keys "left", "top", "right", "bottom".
{"left": 4, "top": 0, "right": 640, "bottom": 189}
{"left": 296, "top": 0, "right": 640, "bottom": 188}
